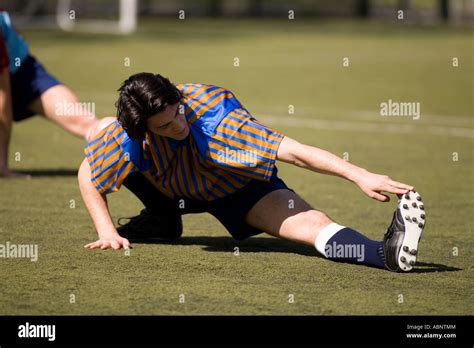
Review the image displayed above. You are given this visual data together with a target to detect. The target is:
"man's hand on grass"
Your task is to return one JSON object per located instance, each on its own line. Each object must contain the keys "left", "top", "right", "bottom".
{"left": 84, "top": 235, "right": 131, "bottom": 250}
{"left": 354, "top": 169, "right": 413, "bottom": 202}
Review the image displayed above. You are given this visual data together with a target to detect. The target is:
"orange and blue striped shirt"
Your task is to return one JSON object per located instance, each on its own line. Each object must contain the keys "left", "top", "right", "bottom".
{"left": 84, "top": 83, "right": 285, "bottom": 201}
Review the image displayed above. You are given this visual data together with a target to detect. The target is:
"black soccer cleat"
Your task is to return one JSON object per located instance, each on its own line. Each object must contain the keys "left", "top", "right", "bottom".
{"left": 383, "top": 190, "right": 426, "bottom": 272}
{"left": 116, "top": 209, "right": 183, "bottom": 242}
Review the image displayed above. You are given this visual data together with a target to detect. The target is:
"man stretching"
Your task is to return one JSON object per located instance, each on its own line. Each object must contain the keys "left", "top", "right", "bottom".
{"left": 79, "top": 73, "right": 426, "bottom": 272}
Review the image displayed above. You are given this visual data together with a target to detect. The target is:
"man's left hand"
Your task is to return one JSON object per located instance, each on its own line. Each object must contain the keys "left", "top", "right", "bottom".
{"left": 354, "top": 170, "right": 413, "bottom": 202}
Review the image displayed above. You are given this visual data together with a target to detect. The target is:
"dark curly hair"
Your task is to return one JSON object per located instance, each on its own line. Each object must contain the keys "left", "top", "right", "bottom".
{"left": 116, "top": 73, "right": 182, "bottom": 140}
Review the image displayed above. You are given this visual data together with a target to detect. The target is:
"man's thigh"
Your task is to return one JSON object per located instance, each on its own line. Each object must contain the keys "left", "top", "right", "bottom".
{"left": 245, "top": 189, "right": 333, "bottom": 246}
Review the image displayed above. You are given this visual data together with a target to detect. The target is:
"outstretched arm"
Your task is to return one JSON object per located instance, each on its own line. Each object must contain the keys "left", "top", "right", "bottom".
{"left": 276, "top": 136, "right": 413, "bottom": 202}
{"left": 78, "top": 158, "right": 130, "bottom": 249}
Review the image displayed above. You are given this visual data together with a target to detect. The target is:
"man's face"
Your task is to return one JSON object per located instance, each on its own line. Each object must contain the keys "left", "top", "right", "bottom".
{"left": 146, "top": 102, "right": 190, "bottom": 140}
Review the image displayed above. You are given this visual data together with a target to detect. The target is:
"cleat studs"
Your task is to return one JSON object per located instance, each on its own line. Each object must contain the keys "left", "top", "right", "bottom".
{"left": 410, "top": 249, "right": 418, "bottom": 255}
{"left": 412, "top": 189, "right": 416, "bottom": 193}
{"left": 420, "top": 205, "right": 424, "bottom": 210}
{"left": 403, "top": 246, "right": 409, "bottom": 252}
{"left": 412, "top": 217, "right": 418, "bottom": 223}
{"left": 420, "top": 214, "right": 425, "bottom": 219}
{"left": 416, "top": 196, "right": 422, "bottom": 201}
{"left": 404, "top": 194, "right": 410, "bottom": 199}
{"left": 405, "top": 215, "right": 410, "bottom": 221}
{"left": 412, "top": 202, "right": 418, "bottom": 208}
{"left": 403, "top": 204, "right": 408, "bottom": 209}
{"left": 400, "top": 256, "right": 406, "bottom": 263}
{"left": 418, "top": 222, "right": 424, "bottom": 228}
{"left": 409, "top": 260, "right": 415, "bottom": 266}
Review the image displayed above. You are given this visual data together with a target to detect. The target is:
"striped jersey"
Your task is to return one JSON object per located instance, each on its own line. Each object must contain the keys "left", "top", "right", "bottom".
{"left": 84, "top": 83, "right": 285, "bottom": 201}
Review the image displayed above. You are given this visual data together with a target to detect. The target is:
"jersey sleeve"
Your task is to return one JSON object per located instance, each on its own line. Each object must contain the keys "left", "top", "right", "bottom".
{"left": 202, "top": 108, "right": 285, "bottom": 181}
{"left": 84, "top": 121, "right": 144, "bottom": 194}
{"left": 0, "top": 36, "right": 9, "bottom": 72}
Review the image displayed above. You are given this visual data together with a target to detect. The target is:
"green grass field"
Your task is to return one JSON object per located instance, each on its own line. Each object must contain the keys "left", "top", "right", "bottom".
{"left": 0, "top": 19, "right": 472, "bottom": 315}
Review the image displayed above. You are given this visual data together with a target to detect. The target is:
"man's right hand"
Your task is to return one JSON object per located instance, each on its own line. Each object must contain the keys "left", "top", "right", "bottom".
{"left": 79, "top": 159, "right": 126, "bottom": 250}
{"left": 84, "top": 235, "right": 131, "bottom": 250}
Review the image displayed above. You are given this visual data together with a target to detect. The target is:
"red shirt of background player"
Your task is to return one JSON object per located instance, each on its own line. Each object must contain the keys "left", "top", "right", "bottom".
{"left": 0, "top": 36, "right": 9, "bottom": 72}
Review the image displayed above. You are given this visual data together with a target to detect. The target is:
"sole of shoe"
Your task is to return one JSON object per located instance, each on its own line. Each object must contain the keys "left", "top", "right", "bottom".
{"left": 397, "top": 190, "right": 426, "bottom": 272}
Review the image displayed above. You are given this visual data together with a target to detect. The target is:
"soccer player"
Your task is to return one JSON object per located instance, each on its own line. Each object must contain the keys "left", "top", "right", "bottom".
{"left": 79, "top": 73, "right": 426, "bottom": 272}
{"left": 0, "top": 10, "right": 100, "bottom": 178}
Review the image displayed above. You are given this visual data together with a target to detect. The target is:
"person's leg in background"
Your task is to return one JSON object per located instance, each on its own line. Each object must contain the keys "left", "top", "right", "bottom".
{"left": 27, "top": 84, "right": 99, "bottom": 140}
{"left": 10, "top": 55, "right": 100, "bottom": 141}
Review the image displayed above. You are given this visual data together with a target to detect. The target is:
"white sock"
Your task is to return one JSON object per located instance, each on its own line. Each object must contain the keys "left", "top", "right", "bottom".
{"left": 314, "top": 222, "right": 346, "bottom": 256}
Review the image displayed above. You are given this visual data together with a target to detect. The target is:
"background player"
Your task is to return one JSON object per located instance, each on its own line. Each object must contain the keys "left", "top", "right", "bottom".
{"left": 0, "top": 10, "right": 100, "bottom": 178}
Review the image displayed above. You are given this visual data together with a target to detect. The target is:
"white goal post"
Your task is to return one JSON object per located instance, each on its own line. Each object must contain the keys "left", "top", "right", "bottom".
{"left": 56, "top": 0, "right": 137, "bottom": 34}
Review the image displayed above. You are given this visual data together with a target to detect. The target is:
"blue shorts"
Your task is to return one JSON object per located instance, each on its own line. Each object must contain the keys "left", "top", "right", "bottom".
{"left": 126, "top": 168, "right": 293, "bottom": 240}
{"left": 10, "top": 55, "right": 61, "bottom": 121}
{"left": 173, "top": 168, "right": 293, "bottom": 240}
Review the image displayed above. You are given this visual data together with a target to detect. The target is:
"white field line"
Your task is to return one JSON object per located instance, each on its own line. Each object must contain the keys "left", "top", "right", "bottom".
{"left": 274, "top": 106, "right": 474, "bottom": 127}
{"left": 350, "top": 110, "right": 473, "bottom": 127}
{"left": 259, "top": 114, "right": 474, "bottom": 138}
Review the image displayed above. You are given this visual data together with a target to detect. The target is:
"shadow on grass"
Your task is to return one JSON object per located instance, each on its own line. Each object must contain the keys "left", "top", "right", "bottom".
{"left": 16, "top": 169, "right": 77, "bottom": 177}
{"left": 410, "top": 262, "right": 462, "bottom": 273}
{"left": 139, "top": 236, "right": 318, "bottom": 257}
{"left": 137, "top": 237, "right": 463, "bottom": 272}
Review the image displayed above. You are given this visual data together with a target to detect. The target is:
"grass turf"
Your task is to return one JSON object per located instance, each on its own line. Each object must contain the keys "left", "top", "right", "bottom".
{"left": 0, "top": 19, "right": 472, "bottom": 315}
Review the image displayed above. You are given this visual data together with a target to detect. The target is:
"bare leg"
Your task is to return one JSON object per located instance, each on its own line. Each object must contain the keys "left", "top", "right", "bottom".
{"left": 245, "top": 188, "right": 387, "bottom": 269}
{"left": 27, "top": 85, "right": 99, "bottom": 139}
{"left": 245, "top": 189, "right": 333, "bottom": 246}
